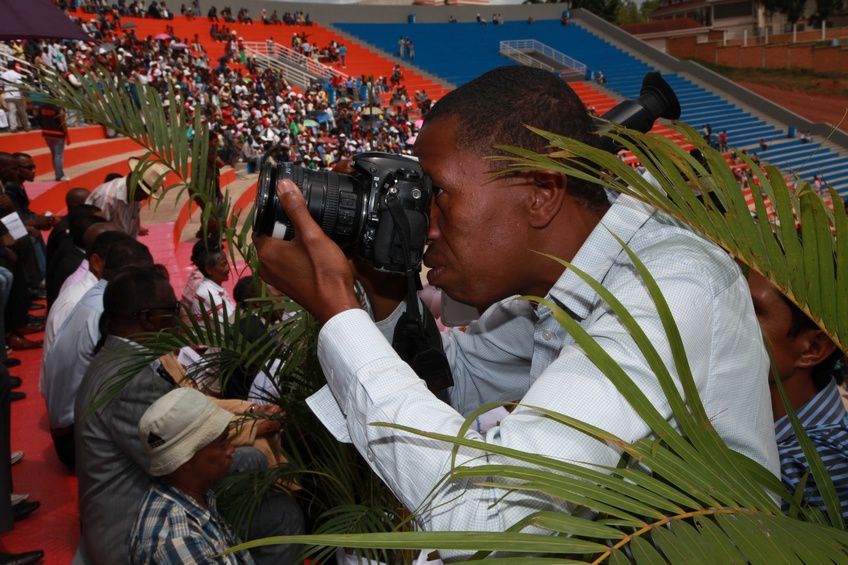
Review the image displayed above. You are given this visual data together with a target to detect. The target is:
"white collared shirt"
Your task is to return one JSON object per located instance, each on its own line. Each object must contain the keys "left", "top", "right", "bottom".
{"left": 43, "top": 279, "right": 107, "bottom": 428}
{"left": 41, "top": 265, "right": 98, "bottom": 393}
{"left": 86, "top": 177, "right": 141, "bottom": 238}
{"left": 308, "top": 193, "right": 779, "bottom": 535}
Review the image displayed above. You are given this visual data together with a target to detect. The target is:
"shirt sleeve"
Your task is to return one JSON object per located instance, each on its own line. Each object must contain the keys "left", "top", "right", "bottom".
{"left": 374, "top": 297, "right": 537, "bottom": 417}
{"left": 316, "top": 248, "right": 723, "bottom": 536}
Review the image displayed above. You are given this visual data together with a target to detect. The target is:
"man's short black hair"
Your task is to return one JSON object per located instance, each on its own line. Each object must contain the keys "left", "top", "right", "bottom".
{"left": 90, "top": 230, "right": 132, "bottom": 258}
{"left": 102, "top": 237, "right": 154, "bottom": 280}
{"left": 104, "top": 172, "right": 123, "bottom": 183}
{"left": 66, "top": 187, "right": 92, "bottom": 209}
{"left": 190, "top": 238, "right": 225, "bottom": 278}
{"left": 233, "top": 275, "right": 261, "bottom": 305}
{"left": 69, "top": 205, "right": 106, "bottom": 248}
{"left": 102, "top": 266, "right": 171, "bottom": 331}
{"left": 424, "top": 65, "right": 606, "bottom": 209}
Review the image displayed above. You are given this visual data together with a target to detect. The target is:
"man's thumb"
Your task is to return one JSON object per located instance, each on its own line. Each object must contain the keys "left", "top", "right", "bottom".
{"left": 276, "top": 179, "right": 315, "bottom": 236}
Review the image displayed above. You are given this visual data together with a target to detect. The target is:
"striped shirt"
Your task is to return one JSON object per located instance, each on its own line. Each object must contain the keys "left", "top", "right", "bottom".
{"left": 775, "top": 379, "right": 848, "bottom": 519}
{"left": 128, "top": 481, "right": 254, "bottom": 565}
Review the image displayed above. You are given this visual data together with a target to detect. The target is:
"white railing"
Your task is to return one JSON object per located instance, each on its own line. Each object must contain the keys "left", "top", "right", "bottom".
{"left": 499, "top": 39, "right": 587, "bottom": 77}
{"left": 499, "top": 43, "right": 556, "bottom": 73}
{"left": 243, "top": 47, "right": 312, "bottom": 90}
{"left": 243, "top": 41, "right": 347, "bottom": 83}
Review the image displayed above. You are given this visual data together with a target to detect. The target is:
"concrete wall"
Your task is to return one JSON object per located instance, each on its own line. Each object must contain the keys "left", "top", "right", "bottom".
{"left": 667, "top": 34, "right": 848, "bottom": 74}
{"left": 694, "top": 40, "right": 718, "bottom": 64}
{"left": 573, "top": 8, "right": 848, "bottom": 149}
{"left": 643, "top": 37, "right": 667, "bottom": 53}
{"left": 814, "top": 46, "right": 848, "bottom": 73}
{"left": 763, "top": 44, "right": 787, "bottom": 69}
{"left": 667, "top": 36, "right": 698, "bottom": 58}
{"left": 716, "top": 44, "right": 740, "bottom": 66}
{"left": 788, "top": 44, "right": 812, "bottom": 68}
{"left": 162, "top": 1, "right": 568, "bottom": 24}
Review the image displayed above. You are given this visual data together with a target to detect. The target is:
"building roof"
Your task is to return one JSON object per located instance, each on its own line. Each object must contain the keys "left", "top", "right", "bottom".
{"left": 620, "top": 17, "right": 704, "bottom": 35}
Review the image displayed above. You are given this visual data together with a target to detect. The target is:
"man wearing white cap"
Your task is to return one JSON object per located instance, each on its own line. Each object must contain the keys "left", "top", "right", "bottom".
{"left": 85, "top": 158, "right": 166, "bottom": 238}
{"left": 129, "top": 388, "right": 255, "bottom": 565}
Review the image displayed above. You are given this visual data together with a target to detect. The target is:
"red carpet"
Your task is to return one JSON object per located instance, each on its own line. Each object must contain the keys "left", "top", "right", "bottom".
{"left": 2, "top": 308, "right": 78, "bottom": 562}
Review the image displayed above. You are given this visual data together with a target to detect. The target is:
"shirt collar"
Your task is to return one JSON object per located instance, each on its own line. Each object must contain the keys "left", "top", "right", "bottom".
{"left": 544, "top": 193, "right": 656, "bottom": 321}
{"left": 152, "top": 480, "right": 217, "bottom": 517}
{"left": 774, "top": 379, "right": 845, "bottom": 443}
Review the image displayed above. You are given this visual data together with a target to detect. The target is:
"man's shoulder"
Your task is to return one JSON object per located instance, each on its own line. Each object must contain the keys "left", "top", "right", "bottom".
{"left": 78, "top": 341, "right": 165, "bottom": 407}
{"left": 625, "top": 214, "right": 741, "bottom": 294}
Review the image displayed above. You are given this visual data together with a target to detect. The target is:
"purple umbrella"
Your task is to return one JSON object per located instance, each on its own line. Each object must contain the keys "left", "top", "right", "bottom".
{"left": 0, "top": 0, "right": 90, "bottom": 41}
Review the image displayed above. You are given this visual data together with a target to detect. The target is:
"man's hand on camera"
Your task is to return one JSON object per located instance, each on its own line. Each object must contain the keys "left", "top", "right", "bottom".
{"left": 254, "top": 179, "right": 361, "bottom": 324}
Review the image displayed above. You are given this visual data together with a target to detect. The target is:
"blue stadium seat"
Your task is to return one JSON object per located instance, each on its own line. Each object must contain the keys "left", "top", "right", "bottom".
{"left": 335, "top": 20, "right": 848, "bottom": 195}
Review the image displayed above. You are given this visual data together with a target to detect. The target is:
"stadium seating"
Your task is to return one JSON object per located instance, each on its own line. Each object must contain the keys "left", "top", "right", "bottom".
{"left": 335, "top": 20, "right": 848, "bottom": 195}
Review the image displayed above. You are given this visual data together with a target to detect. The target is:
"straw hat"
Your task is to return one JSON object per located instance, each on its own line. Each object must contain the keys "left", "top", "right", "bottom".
{"left": 127, "top": 158, "right": 171, "bottom": 195}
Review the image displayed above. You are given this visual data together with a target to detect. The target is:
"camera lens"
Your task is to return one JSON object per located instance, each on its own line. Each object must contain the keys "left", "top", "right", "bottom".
{"left": 253, "top": 162, "right": 364, "bottom": 249}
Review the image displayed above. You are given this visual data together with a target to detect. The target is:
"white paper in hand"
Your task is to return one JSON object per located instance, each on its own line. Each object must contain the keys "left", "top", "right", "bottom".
{"left": 1, "top": 212, "right": 28, "bottom": 240}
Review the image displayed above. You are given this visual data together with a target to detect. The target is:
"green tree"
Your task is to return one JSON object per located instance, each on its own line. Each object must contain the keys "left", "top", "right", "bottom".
{"left": 615, "top": 0, "right": 641, "bottom": 25}
{"left": 573, "top": 0, "right": 623, "bottom": 24}
{"left": 763, "top": 0, "right": 809, "bottom": 24}
{"left": 811, "top": 0, "right": 845, "bottom": 25}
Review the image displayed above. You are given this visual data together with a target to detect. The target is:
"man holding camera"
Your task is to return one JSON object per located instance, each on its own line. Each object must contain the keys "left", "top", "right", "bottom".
{"left": 255, "top": 66, "right": 779, "bottom": 533}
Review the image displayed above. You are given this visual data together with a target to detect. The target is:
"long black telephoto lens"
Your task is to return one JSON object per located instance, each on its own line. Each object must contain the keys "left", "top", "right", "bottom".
{"left": 253, "top": 162, "right": 364, "bottom": 248}
{"left": 593, "top": 72, "right": 681, "bottom": 154}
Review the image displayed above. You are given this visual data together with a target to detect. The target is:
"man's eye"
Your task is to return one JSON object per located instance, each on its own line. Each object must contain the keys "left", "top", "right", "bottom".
{"left": 433, "top": 186, "right": 445, "bottom": 197}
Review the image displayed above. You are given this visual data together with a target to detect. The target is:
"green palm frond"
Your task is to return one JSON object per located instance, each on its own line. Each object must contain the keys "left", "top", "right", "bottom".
{"left": 24, "top": 62, "right": 217, "bottom": 211}
{"left": 496, "top": 123, "right": 845, "bottom": 353}
{"left": 229, "top": 237, "right": 848, "bottom": 563}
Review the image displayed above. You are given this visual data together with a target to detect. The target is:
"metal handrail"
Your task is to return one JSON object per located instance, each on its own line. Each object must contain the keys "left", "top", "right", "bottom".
{"left": 499, "top": 39, "right": 587, "bottom": 75}
{"left": 243, "top": 40, "right": 347, "bottom": 82}
{"left": 499, "top": 43, "right": 555, "bottom": 73}
{"left": 243, "top": 45, "right": 312, "bottom": 89}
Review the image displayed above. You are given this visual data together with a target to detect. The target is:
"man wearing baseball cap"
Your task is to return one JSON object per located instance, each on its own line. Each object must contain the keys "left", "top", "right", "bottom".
{"left": 129, "top": 388, "right": 255, "bottom": 565}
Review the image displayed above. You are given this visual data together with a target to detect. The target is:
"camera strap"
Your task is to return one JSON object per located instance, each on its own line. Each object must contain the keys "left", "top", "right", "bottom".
{"left": 385, "top": 194, "right": 453, "bottom": 397}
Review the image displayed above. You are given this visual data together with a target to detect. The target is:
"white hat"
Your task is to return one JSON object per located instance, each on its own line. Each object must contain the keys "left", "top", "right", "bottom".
{"left": 139, "top": 388, "right": 232, "bottom": 477}
{"left": 127, "top": 158, "right": 172, "bottom": 195}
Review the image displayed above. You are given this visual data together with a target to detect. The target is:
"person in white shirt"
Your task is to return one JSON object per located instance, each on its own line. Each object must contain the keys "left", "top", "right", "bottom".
{"left": 43, "top": 224, "right": 122, "bottom": 365}
{"left": 86, "top": 158, "right": 168, "bottom": 238}
{"left": 0, "top": 62, "right": 29, "bottom": 132}
{"left": 253, "top": 66, "right": 780, "bottom": 537}
{"left": 182, "top": 238, "right": 235, "bottom": 325}
{"left": 43, "top": 236, "right": 154, "bottom": 472}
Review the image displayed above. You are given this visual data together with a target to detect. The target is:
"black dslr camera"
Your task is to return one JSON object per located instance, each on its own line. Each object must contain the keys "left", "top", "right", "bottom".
{"left": 253, "top": 153, "right": 430, "bottom": 274}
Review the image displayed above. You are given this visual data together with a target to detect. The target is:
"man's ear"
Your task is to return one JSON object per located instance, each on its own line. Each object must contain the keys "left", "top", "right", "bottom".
{"left": 526, "top": 171, "right": 565, "bottom": 229}
{"left": 138, "top": 310, "right": 158, "bottom": 332}
{"left": 90, "top": 254, "right": 105, "bottom": 278}
{"left": 797, "top": 330, "right": 839, "bottom": 370}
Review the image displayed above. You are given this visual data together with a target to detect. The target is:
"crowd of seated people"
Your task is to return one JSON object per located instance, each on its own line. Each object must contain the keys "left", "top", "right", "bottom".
{"left": 2, "top": 8, "right": 423, "bottom": 179}
{"left": 0, "top": 147, "right": 305, "bottom": 561}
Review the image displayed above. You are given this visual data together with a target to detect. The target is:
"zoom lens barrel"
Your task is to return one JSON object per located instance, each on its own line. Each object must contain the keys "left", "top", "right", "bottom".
{"left": 253, "top": 162, "right": 364, "bottom": 250}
